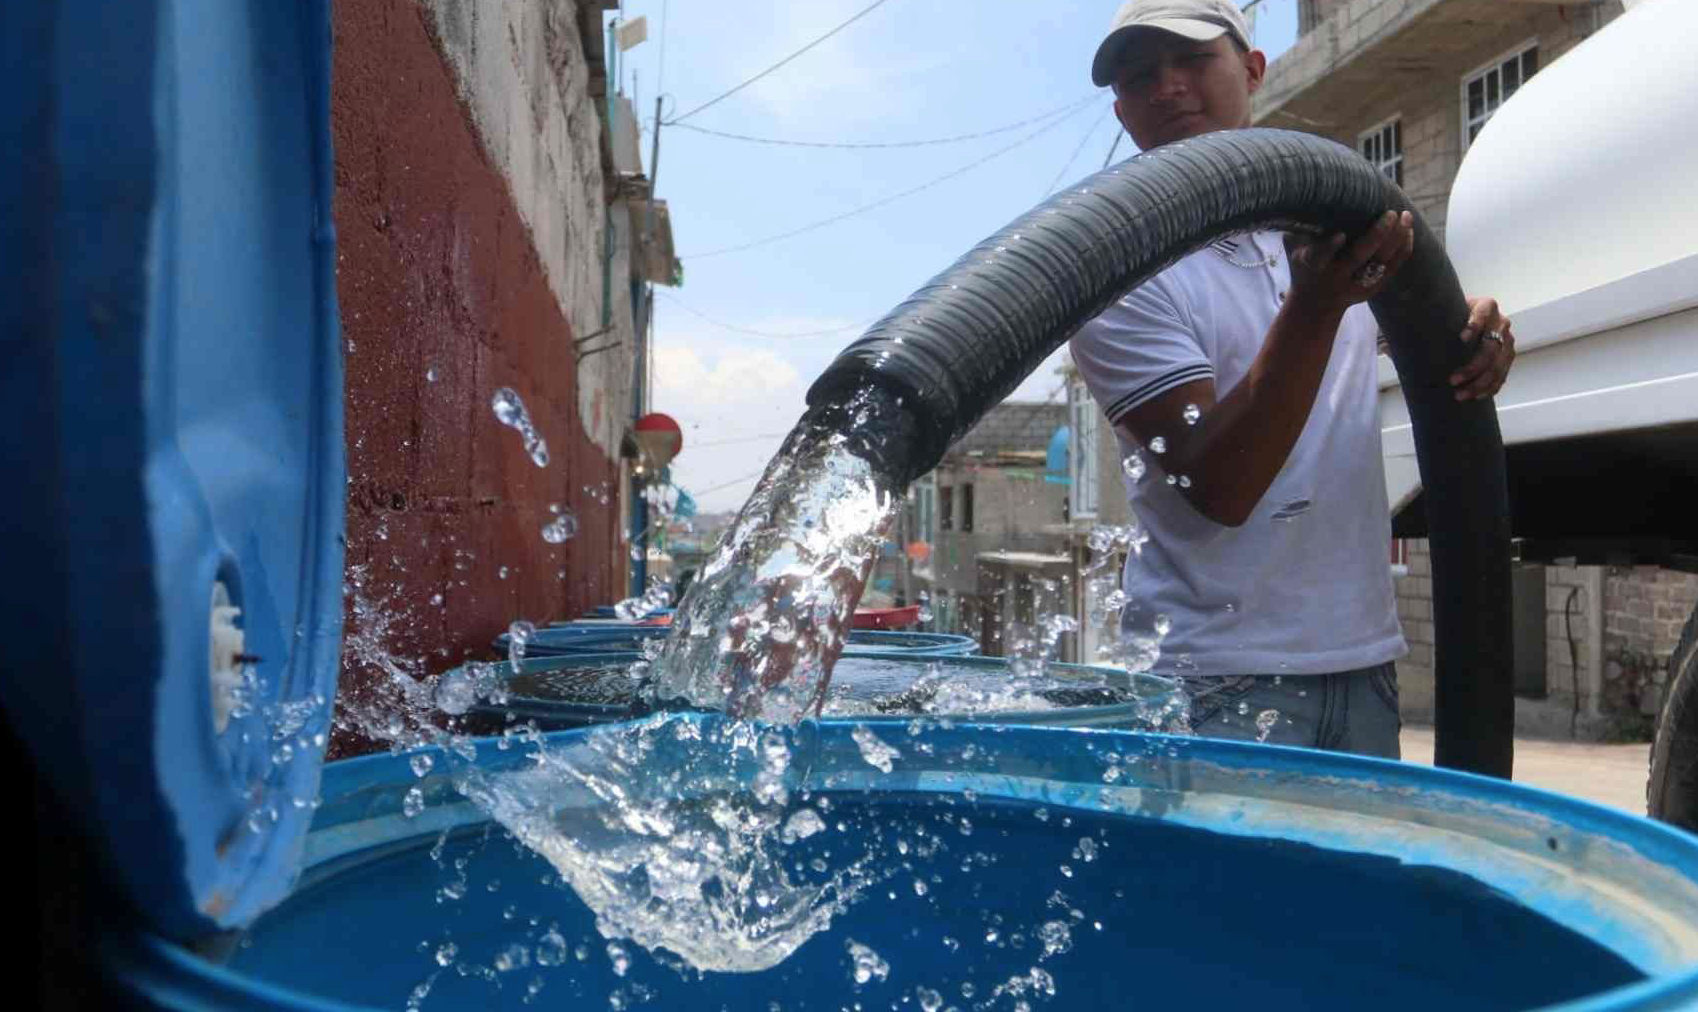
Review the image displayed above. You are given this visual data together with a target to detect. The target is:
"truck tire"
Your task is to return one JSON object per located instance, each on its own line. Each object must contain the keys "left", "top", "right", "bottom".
{"left": 1648, "top": 601, "right": 1698, "bottom": 830}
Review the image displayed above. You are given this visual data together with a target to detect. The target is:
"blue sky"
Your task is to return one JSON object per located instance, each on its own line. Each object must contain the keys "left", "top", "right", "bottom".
{"left": 613, "top": 1, "right": 1301, "bottom": 510}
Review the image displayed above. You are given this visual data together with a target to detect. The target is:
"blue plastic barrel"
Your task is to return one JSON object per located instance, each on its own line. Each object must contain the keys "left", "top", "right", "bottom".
{"left": 466, "top": 652, "right": 1185, "bottom": 731}
{"left": 497, "top": 625, "right": 978, "bottom": 659}
{"left": 103, "top": 717, "right": 1698, "bottom": 1010}
{"left": 585, "top": 606, "right": 676, "bottom": 620}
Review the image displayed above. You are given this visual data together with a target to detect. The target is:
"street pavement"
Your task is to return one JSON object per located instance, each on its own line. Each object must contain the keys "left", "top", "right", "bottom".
{"left": 1400, "top": 725, "right": 1650, "bottom": 816}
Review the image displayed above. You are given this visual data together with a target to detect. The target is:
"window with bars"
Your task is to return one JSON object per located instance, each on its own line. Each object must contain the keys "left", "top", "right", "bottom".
{"left": 1359, "top": 117, "right": 1403, "bottom": 186}
{"left": 961, "top": 483, "right": 975, "bottom": 533}
{"left": 1464, "top": 43, "right": 1538, "bottom": 148}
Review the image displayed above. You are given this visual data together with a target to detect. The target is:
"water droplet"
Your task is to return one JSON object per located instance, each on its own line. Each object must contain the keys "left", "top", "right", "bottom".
{"left": 508, "top": 620, "right": 536, "bottom": 667}
{"left": 426, "top": 367, "right": 439, "bottom": 382}
{"left": 429, "top": 592, "right": 444, "bottom": 606}
{"left": 542, "top": 511, "right": 579, "bottom": 544}
{"left": 402, "top": 787, "right": 425, "bottom": 818}
{"left": 606, "top": 941, "right": 631, "bottom": 977}
{"left": 435, "top": 942, "right": 458, "bottom": 966}
{"left": 1122, "top": 452, "right": 1146, "bottom": 481}
{"left": 781, "top": 809, "right": 826, "bottom": 843}
{"left": 410, "top": 754, "right": 434, "bottom": 777}
{"left": 491, "top": 387, "right": 549, "bottom": 467}
{"left": 851, "top": 726, "right": 900, "bottom": 773}
{"left": 1236, "top": 700, "right": 1251, "bottom": 716}
{"left": 1154, "top": 614, "right": 1172, "bottom": 636}
{"left": 917, "top": 987, "right": 944, "bottom": 1012}
{"left": 536, "top": 930, "right": 568, "bottom": 967}
{"left": 1178, "top": 475, "right": 1192, "bottom": 488}
{"left": 1149, "top": 436, "right": 1167, "bottom": 454}
{"left": 1039, "top": 920, "right": 1074, "bottom": 958}
{"left": 494, "top": 944, "right": 530, "bottom": 972}
{"left": 1165, "top": 474, "right": 1178, "bottom": 486}
{"left": 1183, "top": 403, "right": 1201, "bottom": 425}
{"left": 846, "top": 940, "right": 889, "bottom": 985}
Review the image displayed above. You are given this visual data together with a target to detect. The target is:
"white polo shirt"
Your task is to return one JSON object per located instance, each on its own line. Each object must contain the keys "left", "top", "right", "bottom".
{"left": 1069, "top": 230, "right": 1406, "bottom": 677}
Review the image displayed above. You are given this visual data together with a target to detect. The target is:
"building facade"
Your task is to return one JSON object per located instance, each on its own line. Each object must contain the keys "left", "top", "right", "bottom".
{"left": 331, "top": 0, "right": 677, "bottom": 753}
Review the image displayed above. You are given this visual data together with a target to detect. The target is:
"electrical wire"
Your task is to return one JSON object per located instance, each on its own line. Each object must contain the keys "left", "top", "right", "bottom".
{"left": 670, "top": 95, "right": 1096, "bottom": 149}
{"left": 691, "top": 468, "right": 771, "bottom": 497}
{"left": 1043, "top": 102, "right": 1116, "bottom": 198}
{"left": 665, "top": 0, "right": 898, "bottom": 125}
{"left": 683, "top": 100, "right": 1097, "bottom": 260}
{"left": 690, "top": 432, "right": 791, "bottom": 449}
{"left": 1101, "top": 130, "right": 1125, "bottom": 170}
{"left": 658, "top": 291, "right": 871, "bottom": 338}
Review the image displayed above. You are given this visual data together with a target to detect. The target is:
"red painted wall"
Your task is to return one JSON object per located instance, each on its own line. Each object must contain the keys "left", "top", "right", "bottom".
{"left": 330, "top": 0, "right": 622, "bottom": 754}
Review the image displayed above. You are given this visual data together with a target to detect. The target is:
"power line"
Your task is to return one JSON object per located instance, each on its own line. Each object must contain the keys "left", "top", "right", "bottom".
{"left": 669, "top": 95, "right": 1096, "bottom": 150}
{"left": 1101, "top": 130, "right": 1126, "bottom": 170}
{"left": 683, "top": 100, "right": 1097, "bottom": 260}
{"left": 690, "top": 432, "right": 791, "bottom": 449}
{"left": 658, "top": 291, "right": 871, "bottom": 338}
{"left": 691, "top": 468, "right": 772, "bottom": 497}
{"left": 665, "top": 0, "right": 898, "bottom": 125}
{"left": 1043, "top": 102, "right": 1115, "bottom": 198}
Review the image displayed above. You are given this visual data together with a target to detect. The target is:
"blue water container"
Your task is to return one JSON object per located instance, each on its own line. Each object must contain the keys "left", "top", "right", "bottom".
{"left": 0, "top": 0, "right": 343, "bottom": 941}
{"left": 497, "top": 625, "right": 978, "bottom": 659}
{"left": 585, "top": 606, "right": 676, "bottom": 620}
{"left": 470, "top": 652, "right": 1185, "bottom": 731}
{"left": 103, "top": 718, "right": 1698, "bottom": 1010}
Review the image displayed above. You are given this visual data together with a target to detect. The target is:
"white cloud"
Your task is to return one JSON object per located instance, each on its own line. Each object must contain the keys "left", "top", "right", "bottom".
{"left": 727, "top": 2, "right": 943, "bottom": 129}
{"left": 654, "top": 343, "right": 802, "bottom": 410}
{"left": 651, "top": 313, "right": 856, "bottom": 510}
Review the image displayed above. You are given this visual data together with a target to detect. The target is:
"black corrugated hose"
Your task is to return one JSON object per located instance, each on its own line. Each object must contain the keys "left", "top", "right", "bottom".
{"left": 805, "top": 128, "right": 1513, "bottom": 778}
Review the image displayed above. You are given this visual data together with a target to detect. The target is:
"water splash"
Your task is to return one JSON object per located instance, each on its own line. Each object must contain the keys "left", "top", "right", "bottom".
{"left": 457, "top": 714, "right": 888, "bottom": 974}
{"left": 614, "top": 584, "right": 673, "bottom": 621}
{"left": 646, "top": 409, "right": 902, "bottom": 723}
{"left": 492, "top": 388, "right": 549, "bottom": 467}
{"left": 508, "top": 620, "right": 536, "bottom": 668}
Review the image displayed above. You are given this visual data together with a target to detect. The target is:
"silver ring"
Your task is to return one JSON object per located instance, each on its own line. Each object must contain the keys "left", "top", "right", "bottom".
{"left": 1353, "top": 261, "right": 1387, "bottom": 288}
{"left": 1482, "top": 330, "right": 1504, "bottom": 344}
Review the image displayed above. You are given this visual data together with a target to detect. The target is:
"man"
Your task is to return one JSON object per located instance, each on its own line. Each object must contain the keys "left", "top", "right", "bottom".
{"left": 1070, "top": 0, "right": 1516, "bottom": 758}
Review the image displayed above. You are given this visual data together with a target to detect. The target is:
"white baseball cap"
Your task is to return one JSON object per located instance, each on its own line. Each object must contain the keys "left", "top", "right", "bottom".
{"left": 1091, "top": 0, "right": 1255, "bottom": 87}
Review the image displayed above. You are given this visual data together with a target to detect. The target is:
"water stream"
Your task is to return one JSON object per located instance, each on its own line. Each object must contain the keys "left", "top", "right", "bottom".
{"left": 336, "top": 385, "right": 1188, "bottom": 999}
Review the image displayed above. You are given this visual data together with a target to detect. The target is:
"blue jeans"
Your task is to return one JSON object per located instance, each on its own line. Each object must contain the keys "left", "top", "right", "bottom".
{"left": 1179, "top": 662, "right": 1401, "bottom": 759}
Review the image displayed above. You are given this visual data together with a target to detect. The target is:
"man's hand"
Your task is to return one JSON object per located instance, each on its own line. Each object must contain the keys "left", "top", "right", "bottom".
{"left": 1284, "top": 210, "right": 1416, "bottom": 318}
{"left": 1450, "top": 297, "right": 1516, "bottom": 401}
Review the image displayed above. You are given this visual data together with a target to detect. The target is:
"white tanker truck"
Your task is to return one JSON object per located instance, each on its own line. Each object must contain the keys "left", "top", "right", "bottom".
{"left": 1378, "top": 0, "right": 1698, "bottom": 826}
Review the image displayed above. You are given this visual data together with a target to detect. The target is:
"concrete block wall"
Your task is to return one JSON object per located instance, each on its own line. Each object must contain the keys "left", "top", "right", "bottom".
{"left": 1393, "top": 542, "right": 1697, "bottom": 739}
{"left": 330, "top": 0, "right": 630, "bottom": 755}
{"left": 1602, "top": 567, "right": 1698, "bottom": 719}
